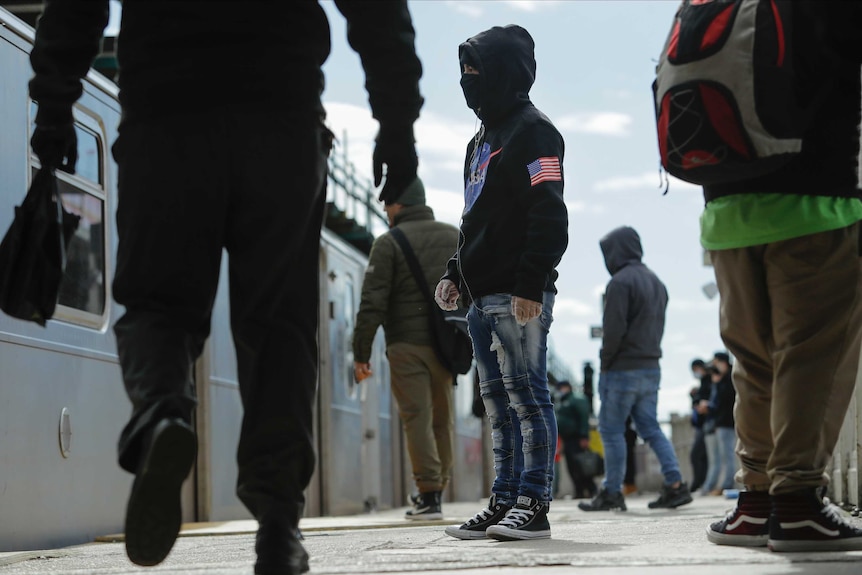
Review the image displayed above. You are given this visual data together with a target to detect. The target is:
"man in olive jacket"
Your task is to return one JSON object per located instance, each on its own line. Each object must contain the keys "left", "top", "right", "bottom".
{"left": 353, "top": 178, "right": 459, "bottom": 520}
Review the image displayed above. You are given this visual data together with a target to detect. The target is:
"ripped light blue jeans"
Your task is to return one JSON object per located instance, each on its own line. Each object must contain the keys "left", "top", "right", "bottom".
{"left": 467, "top": 292, "right": 556, "bottom": 504}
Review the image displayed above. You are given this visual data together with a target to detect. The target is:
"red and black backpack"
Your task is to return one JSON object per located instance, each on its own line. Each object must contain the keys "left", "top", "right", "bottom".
{"left": 653, "top": 0, "right": 812, "bottom": 186}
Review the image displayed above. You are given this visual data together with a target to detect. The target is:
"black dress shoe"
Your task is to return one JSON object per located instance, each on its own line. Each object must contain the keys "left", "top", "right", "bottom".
{"left": 124, "top": 418, "right": 196, "bottom": 566}
{"left": 255, "top": 521, "right": 309, "bottom": 575}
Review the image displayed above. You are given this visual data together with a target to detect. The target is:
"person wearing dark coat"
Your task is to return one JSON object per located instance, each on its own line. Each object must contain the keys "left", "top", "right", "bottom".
{"left": 688, "top": 358, "right": 712, "bottom": 492}
{"left": 28, "top": 1, "right": 423, "bottom": 572}
{"left": 437, "top": 24, "right": 568, "bottom": 542}
{"left": 579, "top": 226, "right": 692, "bottom": 513}
{"left": 554, "top": 381, "right": 596, "bottom": 499}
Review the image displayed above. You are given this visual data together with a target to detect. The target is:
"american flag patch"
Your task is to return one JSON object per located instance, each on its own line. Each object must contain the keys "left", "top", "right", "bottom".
{"left": 526, "top": 156, "right": 562, "bottom": 186}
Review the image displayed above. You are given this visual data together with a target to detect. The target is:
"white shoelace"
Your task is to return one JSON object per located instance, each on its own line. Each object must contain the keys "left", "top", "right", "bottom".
{"left": 497, "top": 507, "right": 534, "bottom": 529}
{"left": 466, "top": 506, "right": 495, "bottom": 526}
{"left": 822, "top": 501, "right": 856, "bottom": 528}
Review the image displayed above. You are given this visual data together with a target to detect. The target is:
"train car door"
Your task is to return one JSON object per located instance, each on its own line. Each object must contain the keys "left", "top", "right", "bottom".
{"left": 314, "top": 231, "right": 399, "bottom": 515}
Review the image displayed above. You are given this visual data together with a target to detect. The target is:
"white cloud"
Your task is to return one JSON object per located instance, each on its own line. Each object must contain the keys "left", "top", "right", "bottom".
{"left": 667, "top": 298, "right": 718, "bottom": 313}
{"left": 323, "top": 101, "right": 471, "bottom": 186}
{"left": 504, "top": 0, "right": 562, "bottom": 11}
{"left": 554, "top": 297, "right": 595, "bottom": 318}
{"left": 593, "top": 171, "right": 701, "bottom": 194}
{"left": 445, "top": 0, "right": 483, "bottom": 17}
{"left": 556, "top": 322, "right": 592, "bottom": 337}
{"left": 565, "top": 201, "right": 585, "bottom": 214}
{"left": 445, "top": 0, "right": 561, "bottom": 16}
{"left": 425, "top": 186, "right": 464, "bottom": 228}
{"left": 557, "top": 112, "right": 632, "bottom": 137}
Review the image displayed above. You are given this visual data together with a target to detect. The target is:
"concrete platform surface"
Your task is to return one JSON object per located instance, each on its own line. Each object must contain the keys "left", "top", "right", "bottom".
{"left": 2, "top": 493, "right": 862, "bottom": 574}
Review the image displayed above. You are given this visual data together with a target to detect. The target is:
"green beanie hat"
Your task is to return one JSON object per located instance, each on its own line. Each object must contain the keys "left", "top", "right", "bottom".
{"left": 392, "top": 177, "right": 426, "bottom": 206}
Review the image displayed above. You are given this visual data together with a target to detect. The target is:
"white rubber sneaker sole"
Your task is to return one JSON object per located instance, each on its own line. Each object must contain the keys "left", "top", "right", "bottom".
{"left": 444, "top": 525, "right": 488, "bottom": 540}
{"left": 486, "top": 525, "right": 551, "bottom": 541}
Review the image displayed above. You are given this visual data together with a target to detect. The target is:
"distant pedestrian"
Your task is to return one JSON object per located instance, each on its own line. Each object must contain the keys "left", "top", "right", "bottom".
{"left": 688, "top": 358, "right": 711, "bottom": 492}
{"left": 697, "top": 353, "right": 736, "bottom": 496}
{"left": 554, "top": 381, "right": 596, "bottom": 499}
{"left": 579, "top": 226, "right": 692, "bottom": 512}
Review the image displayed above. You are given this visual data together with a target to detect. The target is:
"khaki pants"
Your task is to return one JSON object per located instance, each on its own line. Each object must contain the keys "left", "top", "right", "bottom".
{"left": 710, "top": 223, "right": 862, "bottom": 494}
{"left": 387, "top": 342, "right": 455, "bottom": 493}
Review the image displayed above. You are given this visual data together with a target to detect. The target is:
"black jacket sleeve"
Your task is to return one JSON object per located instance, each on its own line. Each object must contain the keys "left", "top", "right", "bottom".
{"left": 509, "top": 123, "right": 568, "bottom": 302}
{"left": 29, "top": 0, "right": 110, "bottom": 126}
{"left": 600, "top": 278, "right": 628, "bottom": 370}
{"left": 334, "top": 0, "right": 423, "bottom": 127}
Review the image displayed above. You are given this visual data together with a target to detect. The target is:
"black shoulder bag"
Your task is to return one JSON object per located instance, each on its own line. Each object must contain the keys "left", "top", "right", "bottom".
{"left": 0, "top": 167, "right": 80, "bottom": 326}
{"left": 389, "top": 227, "right": 473, "bottom": 377}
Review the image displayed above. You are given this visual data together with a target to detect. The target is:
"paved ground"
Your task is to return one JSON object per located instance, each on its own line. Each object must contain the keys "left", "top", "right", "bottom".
{"left": 2, "top": 493, "right": 862, "bottom": 575}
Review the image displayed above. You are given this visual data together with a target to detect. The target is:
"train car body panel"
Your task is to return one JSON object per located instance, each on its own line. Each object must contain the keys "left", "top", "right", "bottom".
{"left": 0, "top": 7, "right": 132, "bottom": 551}
{"left": 0, "top": 5, "right": 490, "bottom": 552}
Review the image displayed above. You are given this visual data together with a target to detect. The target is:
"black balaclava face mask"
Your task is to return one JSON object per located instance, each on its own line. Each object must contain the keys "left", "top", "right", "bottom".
{"left": 460, "top": 73, "right": 481, "bottom": 116}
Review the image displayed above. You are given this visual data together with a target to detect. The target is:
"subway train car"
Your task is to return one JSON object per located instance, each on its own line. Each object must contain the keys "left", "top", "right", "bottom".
{"left": 0, "top": 7, "right": 485, "bottom": 551}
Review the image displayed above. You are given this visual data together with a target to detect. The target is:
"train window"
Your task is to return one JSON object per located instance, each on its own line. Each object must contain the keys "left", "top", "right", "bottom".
{"left": 28, "top": 102, "right": 108, "bottom": 326}
{"left": 29, "top": 102, "right": 103, "bottom": 186}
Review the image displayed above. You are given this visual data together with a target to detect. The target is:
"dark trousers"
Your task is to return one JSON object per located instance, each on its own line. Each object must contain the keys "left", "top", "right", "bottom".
{"left": 561, "top": 438, "right": 596, "bottom": 498}
{"left": 624, "top": 418, "right": 637, "bottom": 485}
{"left": 689, "top": 427, "right": 708, "bottom": 492}
{"left": 112, "top": 107, "right": 331, "bottom": 526}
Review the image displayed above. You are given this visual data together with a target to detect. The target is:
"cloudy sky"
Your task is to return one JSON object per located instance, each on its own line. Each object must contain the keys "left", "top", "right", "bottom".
{"left": 316, "top": 0, "right": 723, "bottom": 422}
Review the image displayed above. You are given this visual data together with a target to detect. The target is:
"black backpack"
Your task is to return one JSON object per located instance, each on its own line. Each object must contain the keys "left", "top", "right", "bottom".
{"left": 389, "top": 228, "right": 473, "bottom": 377}
{"left": 653, "top": 0, "right": 815, "bottom": 186}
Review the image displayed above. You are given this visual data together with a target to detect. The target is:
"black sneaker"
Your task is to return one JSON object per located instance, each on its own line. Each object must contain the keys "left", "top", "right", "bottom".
{"left": 769, "top": 488, "right": 862, "bottom": 552}
{"left": 648, "top": 482, "right": 694, "bottom": 509}
{"left": 444, "top": 495, "right": 512, "bottom": 540}
{"left": 485, "top": 496, "right": 551, "bottom": 541}
{"left": 405, "top": 491, "right": 442, "bottom": 520}
{"left": 124, "top": 418, "right": 196, "bottom": 566}
{"left": 706, "top": 490, "right": 771, "bottom": 547}
{"left": 578, "top": 488, "right": 627, "bottom": 512}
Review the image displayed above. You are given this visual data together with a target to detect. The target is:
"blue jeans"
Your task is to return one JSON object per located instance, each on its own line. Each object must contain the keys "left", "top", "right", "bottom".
{"left": 702, "top": 430, "right": 720, "bottom": 493}
{"left": 468, "top": 292, "right": 556, "bottom": 504}
{"left": 716, "top": 426, "right": 738, "bottom": 490}
{"left": 598, "top": 369, "right": 682, "bottom": 493}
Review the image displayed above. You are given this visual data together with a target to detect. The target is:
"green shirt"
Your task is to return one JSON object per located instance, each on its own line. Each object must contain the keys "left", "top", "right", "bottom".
{"left": 700, "top": 194, "right": 862, "bottom": 251}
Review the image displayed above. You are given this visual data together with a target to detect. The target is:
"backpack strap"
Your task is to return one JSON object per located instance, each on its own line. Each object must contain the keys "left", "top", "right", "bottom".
{"left": 389, "top": 227, "right": 434, "bottom": 305}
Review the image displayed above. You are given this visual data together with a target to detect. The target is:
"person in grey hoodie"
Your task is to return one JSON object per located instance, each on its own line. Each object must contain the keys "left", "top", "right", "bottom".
{"left": 579, "top": 226, "right": 693, "bottom": 512}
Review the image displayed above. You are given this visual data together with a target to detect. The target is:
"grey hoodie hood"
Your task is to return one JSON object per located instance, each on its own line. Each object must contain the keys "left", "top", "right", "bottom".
{"left": 600, "top": 226, "right": 643, "bottom": 275}
{"left": 458, "top": 24, "right": 536, "bottom": 127}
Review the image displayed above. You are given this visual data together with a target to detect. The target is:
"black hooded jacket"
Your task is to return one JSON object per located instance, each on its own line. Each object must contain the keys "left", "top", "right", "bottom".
{"left": 599, "top": 227, "right": 668, "bottom": 372}
{"left": 28, "top": 1, "right": 423, "bottom": 127}
{"left": 443, "top": 25, "right": 568, "bottom": 303}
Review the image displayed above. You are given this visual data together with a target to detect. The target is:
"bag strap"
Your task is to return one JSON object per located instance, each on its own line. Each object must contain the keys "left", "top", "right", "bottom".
{"left": 389, "top": 227, "right": 435, "bottom": 305}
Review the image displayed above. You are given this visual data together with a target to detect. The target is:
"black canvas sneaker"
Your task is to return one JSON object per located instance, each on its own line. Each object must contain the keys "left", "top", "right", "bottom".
{"left": 444, "top": 495, "right": 512, "bottom": 540}
{"left": 578, "top": 488, "right": 627, "bottom": 512}
{"left": 769, "top": 488, "right": 862, "bottom": 552}
{"left": 405, "top": 491, "right": 442, "bottom": 520}
{"left": 648, "top": 482, "right": 694, "bottom": 509}
{"left": 485, "top": 496, "right": 551, "bottom": 541}
{"left": 706, "top": 490, "right": 771, "bottom": 547}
